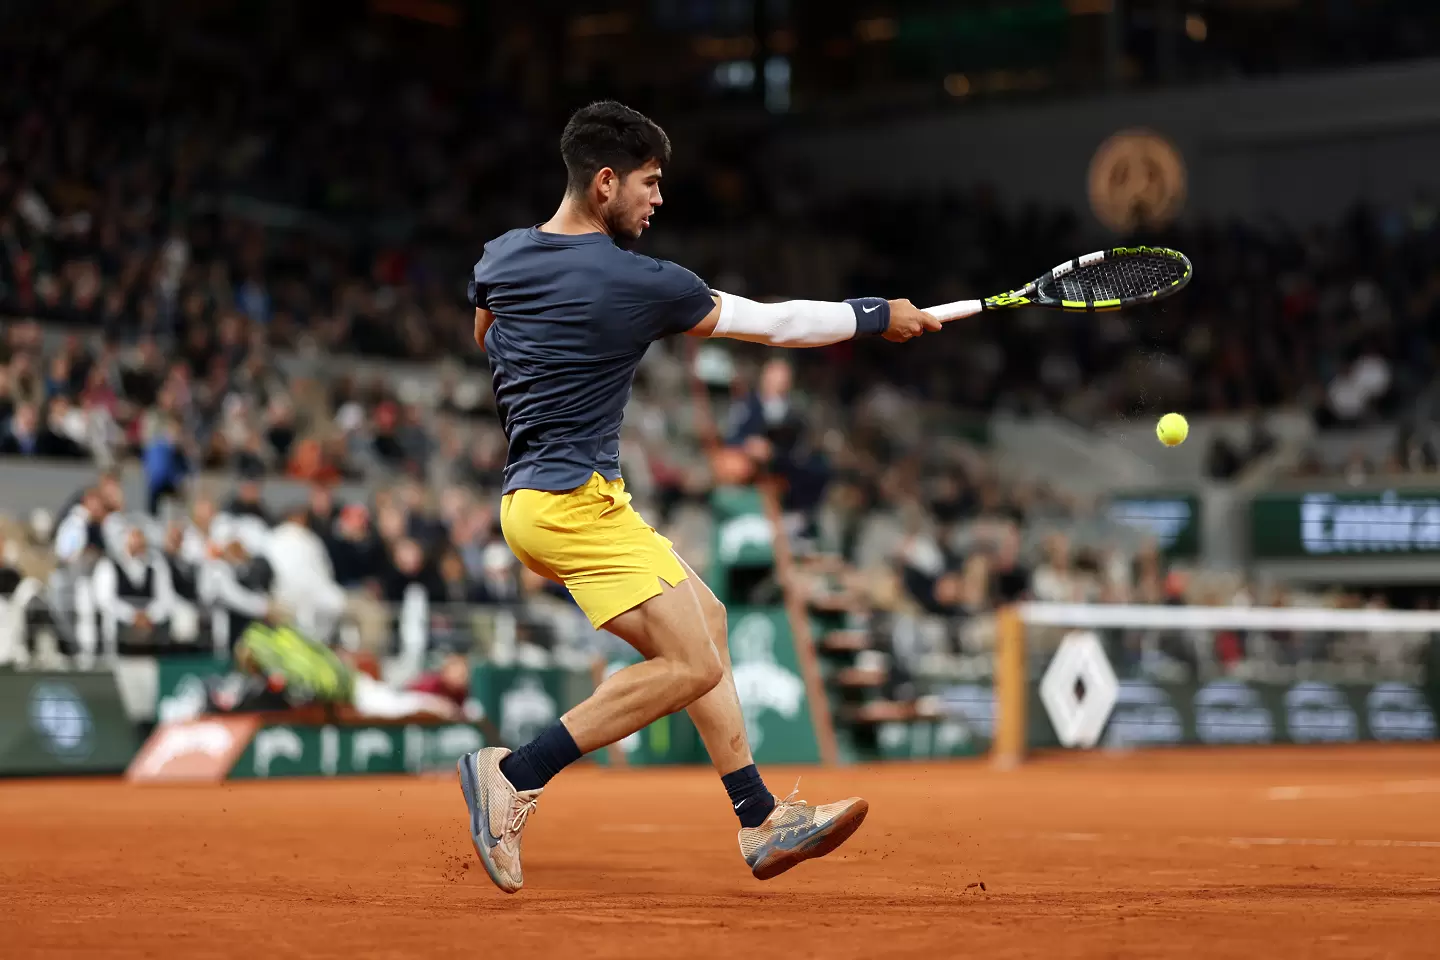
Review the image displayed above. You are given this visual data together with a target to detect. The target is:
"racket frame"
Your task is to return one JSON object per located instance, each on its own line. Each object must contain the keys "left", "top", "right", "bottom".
{"left": 925, "top": 245, "right": 1192, "bottom": 322}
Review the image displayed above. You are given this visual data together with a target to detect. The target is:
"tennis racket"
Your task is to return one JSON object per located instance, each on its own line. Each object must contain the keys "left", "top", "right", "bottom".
{"left": 924, "top": 245, "right": 1192, "bottom": 321}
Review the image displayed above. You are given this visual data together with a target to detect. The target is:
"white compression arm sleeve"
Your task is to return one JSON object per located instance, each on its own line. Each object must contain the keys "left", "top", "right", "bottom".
{"left": 711, "top": 292, "right": 859, "bottom": 347}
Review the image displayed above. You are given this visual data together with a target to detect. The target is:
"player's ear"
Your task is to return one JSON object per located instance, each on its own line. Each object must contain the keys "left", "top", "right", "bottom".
{"left": 595, "top": 167, "right": 617, "bottom": 202}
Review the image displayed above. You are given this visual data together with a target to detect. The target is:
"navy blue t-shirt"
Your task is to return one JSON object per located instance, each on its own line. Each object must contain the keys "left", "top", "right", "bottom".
{"left": 469, "top": 227, "right": 715, "bottom": 494}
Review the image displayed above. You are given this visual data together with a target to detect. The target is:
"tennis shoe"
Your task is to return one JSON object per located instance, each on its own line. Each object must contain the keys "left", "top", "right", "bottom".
{"left": 738, "top": 781, "right": 868, "bottom": 880}
{"left": 457, "top": 747, "right": 542, "bottom": 894}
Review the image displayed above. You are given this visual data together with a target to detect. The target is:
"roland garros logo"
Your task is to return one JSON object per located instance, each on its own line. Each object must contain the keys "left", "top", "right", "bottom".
{"left": 1089, "top": 130, "right": 1187, "bottom": 233}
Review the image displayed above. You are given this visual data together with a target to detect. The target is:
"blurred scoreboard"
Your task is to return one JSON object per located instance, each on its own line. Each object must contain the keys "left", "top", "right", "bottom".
{"left": 1107, "top": 492, "right": 1201, "bottom": 559}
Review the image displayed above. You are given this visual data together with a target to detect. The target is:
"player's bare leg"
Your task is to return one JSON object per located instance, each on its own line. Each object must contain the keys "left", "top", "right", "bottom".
{"left": 459, "top": 577, "right": 723, "bottom": 893}
{"left": 561, "top": 578, "right": 724, "bottom": 749}
{"left": 670, "top": 556, "right": 753, "bottom": 773}
{"left": 595, "top": 567, "right": 868, "bottom": 882}
{"left": 662, "top": 557, "right": 868, "bottom": 880}
{"left": 461, "top": 567, "right": 866, "bottom": 891}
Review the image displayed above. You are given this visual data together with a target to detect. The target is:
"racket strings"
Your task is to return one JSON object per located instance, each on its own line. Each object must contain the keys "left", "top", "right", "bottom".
{"left": 1053, "top": 256, "right": 1188, "bottom": 303}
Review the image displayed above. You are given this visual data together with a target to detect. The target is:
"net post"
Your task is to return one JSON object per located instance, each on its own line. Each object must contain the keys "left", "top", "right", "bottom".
{"left": 992, "top": 604, "right": 1027, "bottom": 769}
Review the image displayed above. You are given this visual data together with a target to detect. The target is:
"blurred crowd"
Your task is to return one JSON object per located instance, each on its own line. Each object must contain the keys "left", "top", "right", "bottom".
{"left": 6, "top": 18, "right": 1440, "bottom": 432}
{"left": 0, "top": 464, "right": 607, "bottom": 669}
{"left": 719, "top": 357, "right": 1169, "bottom": 618}
{"left": 0, "top": 313, "right": 534, "bottom": 497}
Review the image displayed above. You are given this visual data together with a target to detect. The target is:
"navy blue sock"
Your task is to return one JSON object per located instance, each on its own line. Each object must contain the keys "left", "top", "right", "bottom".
{"left": 721, "top": 764, "right": 776, "bottom": 828}
{"left": 499, "top": 721, "right": 582, "bottom": 791}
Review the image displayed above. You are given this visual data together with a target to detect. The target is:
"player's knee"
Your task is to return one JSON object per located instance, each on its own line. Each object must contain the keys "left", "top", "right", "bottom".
{"left": 696, "top": 646, "right": 724, "bottom": 694}
{"left": 676, "top": 647, "right": 724, "bottom": 704}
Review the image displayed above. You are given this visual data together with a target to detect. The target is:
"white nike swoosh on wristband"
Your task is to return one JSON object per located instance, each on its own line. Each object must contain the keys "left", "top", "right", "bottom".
{"left": 862, "top": 305, "right": 880, "bottom": 313}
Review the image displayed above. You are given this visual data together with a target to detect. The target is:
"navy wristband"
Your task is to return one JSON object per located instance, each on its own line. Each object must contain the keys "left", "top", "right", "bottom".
{"left": 846, "top": 298, "right": 890, "bottom": 337}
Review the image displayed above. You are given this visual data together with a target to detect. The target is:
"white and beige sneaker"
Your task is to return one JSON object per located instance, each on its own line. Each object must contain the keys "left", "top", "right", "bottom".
{"left": 457, "top": 748, "right": 542, "bottom": 893}
{"left": 738, "top": 782, "right": 868, "bottom": 880}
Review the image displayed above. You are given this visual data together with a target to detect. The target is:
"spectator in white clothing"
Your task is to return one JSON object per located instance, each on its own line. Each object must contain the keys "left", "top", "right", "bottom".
{"left": 54, "top": 487, "right": 128, "bottom": 569}
{"left": 266, "top": 505, "right": 345, "bottom": 642}
{"left": 92, "top": 526, "right": 175, "bottom": 654}
{"left": 200, "top": 538, "right": 277, "bottom": 652}
{"left": 176, "top": 498, "right": 218, "bottom": 571}
{"left": 1031, "top": 533, "right": 1083, "bottom": 603}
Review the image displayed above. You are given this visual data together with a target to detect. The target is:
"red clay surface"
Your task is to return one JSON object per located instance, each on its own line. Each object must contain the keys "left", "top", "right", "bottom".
{"left": 5, "top": 744, "right": 1440, "bottom": 959}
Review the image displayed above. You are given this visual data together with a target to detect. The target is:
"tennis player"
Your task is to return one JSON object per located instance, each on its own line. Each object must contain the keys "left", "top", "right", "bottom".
{"left": 458, "top": 101, "right": 946, "bottom": 893}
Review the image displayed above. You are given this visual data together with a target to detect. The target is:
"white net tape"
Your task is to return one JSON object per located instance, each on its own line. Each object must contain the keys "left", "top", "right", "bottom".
{"left": 1020, "top": 603, "right": 1440, "bottom": 632}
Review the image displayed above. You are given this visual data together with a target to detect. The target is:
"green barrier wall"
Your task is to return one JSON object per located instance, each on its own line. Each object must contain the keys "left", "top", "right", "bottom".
{"left": 728, "top": 607, "right": 822, "bottom": 764}
{"left": 595, "top": 606, "right": 825, "bottom": 766}
{"left": 0, "top": 671, "right": 140, "bottom": 775}
{"left": 468, "top": 663, "right": 594, "bottom": 748}
{"left": 229, "top": 722, "right": 489, "bottom": 778}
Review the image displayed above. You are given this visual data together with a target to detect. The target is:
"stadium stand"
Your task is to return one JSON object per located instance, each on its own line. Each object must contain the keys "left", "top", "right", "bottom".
{"left": 7, "top": 43, "right": 1440, "bottom": 713}
{"left": 1, "top": 0, "right": 1437, "bottom": 749}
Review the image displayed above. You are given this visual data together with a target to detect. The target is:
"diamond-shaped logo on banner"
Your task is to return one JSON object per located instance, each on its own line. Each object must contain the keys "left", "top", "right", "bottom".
{"left": 1040, "top": 631, "right": 1119, "bottom": 748}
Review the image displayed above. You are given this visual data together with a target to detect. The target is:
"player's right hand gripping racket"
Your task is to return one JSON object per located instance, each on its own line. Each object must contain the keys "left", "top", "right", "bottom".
{"left": 924, "top": 245, "right": 1192, "bottom": 321}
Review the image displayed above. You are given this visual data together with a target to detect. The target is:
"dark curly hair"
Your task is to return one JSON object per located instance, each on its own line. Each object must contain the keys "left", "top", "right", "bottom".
{"left": 560, "top": 101, "right": 671, "bottom": 196}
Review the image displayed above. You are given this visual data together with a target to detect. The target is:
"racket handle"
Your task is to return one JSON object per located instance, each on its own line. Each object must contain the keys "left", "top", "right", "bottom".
{"left": 923, "top": 299, "right": 983, "bottom": 322}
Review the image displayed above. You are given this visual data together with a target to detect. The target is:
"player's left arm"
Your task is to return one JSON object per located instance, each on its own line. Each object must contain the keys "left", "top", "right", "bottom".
{"left": 686, "top": 292, "right": 942, "bottom": 346}
{"left": 473, "top": 307, "right": 494, "bottom": 350}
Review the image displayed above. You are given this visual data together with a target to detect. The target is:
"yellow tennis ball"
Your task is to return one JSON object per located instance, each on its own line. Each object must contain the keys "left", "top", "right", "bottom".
{"left": 1156, "top": 412, "right": 1188, "bottom": 447}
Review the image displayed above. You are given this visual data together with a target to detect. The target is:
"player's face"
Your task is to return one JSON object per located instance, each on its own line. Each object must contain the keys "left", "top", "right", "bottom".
{"left": 601, "top": 158, "right": 664, "bottom": 241}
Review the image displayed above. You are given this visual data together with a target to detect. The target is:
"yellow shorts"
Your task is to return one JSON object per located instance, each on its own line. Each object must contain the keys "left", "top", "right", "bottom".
{"left": 500, "top": 473, "right": 689, "bottom": 629}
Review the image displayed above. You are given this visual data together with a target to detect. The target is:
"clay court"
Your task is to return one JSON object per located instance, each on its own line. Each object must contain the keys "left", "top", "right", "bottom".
{"left": 5, "top": 744, "right": 1439, "bottom": 959}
